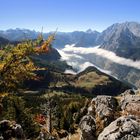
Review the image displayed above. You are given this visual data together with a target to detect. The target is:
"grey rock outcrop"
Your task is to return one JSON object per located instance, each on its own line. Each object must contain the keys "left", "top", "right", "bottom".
{"left": 99, "top": 22, "right": 140, "bottom": 60}
{"left": 93, "top": 96, "right": 117, "bottom": 117}
{"left": 120, "top": 93, "right": 140, "bottom": 118}
{"left": 79, "top": 115, "right": 96, "bottom": 140}
{"left": 120, "top": 94, "right": 140, "bottom": 110}
{"left": 120, "top": 89, "right": 136, "bottom": 96}
{"left": 98, "top": 116, "right": 140, "bottom": 140}
{"left": 93, "top": 96, "right": 118, "bottom": 126}
{"left": 80, "top": 94, "right": 140, "bottom": 140}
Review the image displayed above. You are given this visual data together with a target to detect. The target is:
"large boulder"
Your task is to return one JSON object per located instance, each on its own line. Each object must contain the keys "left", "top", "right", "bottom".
{"left": 93, "top": 96, "right": 118, "bottom": 126}
{"left": 80, "top": 93, "right": 140, "bottom": 140}
{"left": 98, "top": 116, "right": 140, "bottom": 140}
{"left": 120, "top": 94, "right": 140, "bottom": 118}
{"left": 120, "top": 89, "right": 136, "bottom": 96}
{"left": 93, "top": 96, "right": 118, "bottom": 118}
{"left": 84, "top": 96, "right": 118, "bottom": 137}
{"left": 79, "top": 115, "right": 96, "bottom": 140}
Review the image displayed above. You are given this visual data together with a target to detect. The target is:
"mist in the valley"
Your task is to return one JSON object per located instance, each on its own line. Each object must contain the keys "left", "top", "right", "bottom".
{"left": 57, "top": 44, "right": 140, "bottom": 74}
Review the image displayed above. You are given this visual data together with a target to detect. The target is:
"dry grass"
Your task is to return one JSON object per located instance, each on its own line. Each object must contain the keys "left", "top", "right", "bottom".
{"left": 69, "top": 131, "right": 80, "bottom": 140}
{"left": 115, "top": 96, "right": 122, "bottom": 102}
{"left": 95, "top": 115, "right": 105, "bottom": 136}
{"left": 61, "top": 129, "right": 81, "bottom": 140}
{"left": 121, "top": 109, "right": 140, "bottom": 118}
{"left": 76, "top": 72, "right": 110, "bottom": 88}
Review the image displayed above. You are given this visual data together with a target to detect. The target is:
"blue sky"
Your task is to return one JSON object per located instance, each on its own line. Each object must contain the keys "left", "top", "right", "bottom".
{"left": 0, "top": 0, "right": 140, "bottom": 32}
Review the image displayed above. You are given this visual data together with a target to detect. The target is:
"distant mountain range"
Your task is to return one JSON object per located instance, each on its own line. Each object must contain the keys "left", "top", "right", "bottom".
{"left": 0, "top": 28, "right": 39, "bottom": 41}
{"left": 0, "top": 28, "right": 100, "bottom": 48}
{"left": 0, "top": 22, "right": 140, "bottom": 60}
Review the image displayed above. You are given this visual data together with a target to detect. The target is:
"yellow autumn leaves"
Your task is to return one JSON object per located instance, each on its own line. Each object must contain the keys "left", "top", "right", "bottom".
{"left": 0, "top": 33, "right": 56, "bottom": 92}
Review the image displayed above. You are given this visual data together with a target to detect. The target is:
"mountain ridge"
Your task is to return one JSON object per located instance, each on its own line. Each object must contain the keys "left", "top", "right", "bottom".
{"left": 99, "top": 22, "right": 140, "bottom": 60}
{"left": 1, "top": 21, "right": 140, "bottom": 54}
{"left": 0, "top": 28, "right": 100, "bottom": 48}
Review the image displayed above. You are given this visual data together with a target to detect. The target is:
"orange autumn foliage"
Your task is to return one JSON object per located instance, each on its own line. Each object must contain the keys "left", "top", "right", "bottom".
{"left": 34, "top": 31, "right": 56, "bottom": 54}
{"left": 35, "top": 114, "right": 46, "bottom": 125}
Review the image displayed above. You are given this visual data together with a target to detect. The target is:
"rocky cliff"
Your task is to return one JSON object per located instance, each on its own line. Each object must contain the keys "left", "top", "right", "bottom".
{"left": 80, "top": 89, "right": 140, "bottom": 140}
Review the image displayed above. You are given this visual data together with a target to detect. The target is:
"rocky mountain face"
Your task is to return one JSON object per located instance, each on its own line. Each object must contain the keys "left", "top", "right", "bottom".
{"left": 99, "top": 22, "right": 140, "bottom": 60}
{"left": 98, "top": 22, "right": 140, "bottom": 43}
{"left": 80, "top": 89, "right": 140, "bottom": 140}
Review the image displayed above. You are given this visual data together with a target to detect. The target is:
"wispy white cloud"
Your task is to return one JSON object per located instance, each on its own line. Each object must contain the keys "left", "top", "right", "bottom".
{"left": 58, "top": 44, "right": 140, "bottom": 70}
{"left": 57, "top": 45, "right": 111, "bottom": 74}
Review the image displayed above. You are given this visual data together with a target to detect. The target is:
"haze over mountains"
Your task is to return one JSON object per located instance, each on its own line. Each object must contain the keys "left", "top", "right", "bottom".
{"left": 0, "top": 22, "right": 140, "bottom": 56}
{"left": 0, "top": 21, "right": 140, "bottom": 88}
{"left": 1, "top": 22, "right": 140, "bottom": 60}
{"left": 0, "top": 28, "right": 100, "bottom": 48}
